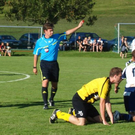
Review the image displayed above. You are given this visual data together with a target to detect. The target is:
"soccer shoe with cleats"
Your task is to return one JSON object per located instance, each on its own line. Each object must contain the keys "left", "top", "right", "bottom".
{"left": 113, "top": 110, "right": 120, "bottom": 122}
{"left": 43, "top": 104, "right": 48, "bottom": 110}
{"left": 48, "top": 99, "right": 54, "bottom": 106}
{"left": 68, "top": 108, "right": 74, "bottom": 115}
{"left": 68, "top": 108, "right": 75, "bottom": 116}
{"left": 49, "top": 109, "right": 60, "bottom": 123}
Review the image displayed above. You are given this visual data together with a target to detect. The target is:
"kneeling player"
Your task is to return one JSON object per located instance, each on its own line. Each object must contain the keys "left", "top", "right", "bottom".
{"left": 50, "top": 67, "right": 122, "bottom": 126}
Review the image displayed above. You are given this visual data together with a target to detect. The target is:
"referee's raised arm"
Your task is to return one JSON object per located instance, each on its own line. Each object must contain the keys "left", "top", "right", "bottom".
{"left": 66, "top": 20, "right": 84, "bottom": 35}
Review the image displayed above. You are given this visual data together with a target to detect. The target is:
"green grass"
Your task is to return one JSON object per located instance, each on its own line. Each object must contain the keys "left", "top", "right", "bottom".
{"left": 0, "top": 51, "right": 134, "bottom": 135}
{"left": 0, "top": 1, "right": 135, "bottom": 134}
{"left": 0, "top": 0, "right": 135, "bottom": 40}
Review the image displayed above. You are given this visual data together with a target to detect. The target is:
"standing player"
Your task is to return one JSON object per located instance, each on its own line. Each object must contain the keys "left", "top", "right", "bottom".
{"left": 33, "top": 20, "right": 84, "bottom": 109}
{"left": 50, "top": 67, "right": 122, "bottom": 126}
{"left": 114, "top": 50, "right": 135, "bottom": 122}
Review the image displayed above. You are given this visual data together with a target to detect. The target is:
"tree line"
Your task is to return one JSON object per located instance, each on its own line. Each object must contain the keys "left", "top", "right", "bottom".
{"left": 0, "top": 0, "right": 97, "bottom": 25}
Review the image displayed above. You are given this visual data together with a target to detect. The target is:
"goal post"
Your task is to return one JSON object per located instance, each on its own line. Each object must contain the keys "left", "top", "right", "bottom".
{"left": 114, "top": 23, "right": 135, "bottom": 53}
{"left": 0, "top": 25, "right": 43, "bottom": 49}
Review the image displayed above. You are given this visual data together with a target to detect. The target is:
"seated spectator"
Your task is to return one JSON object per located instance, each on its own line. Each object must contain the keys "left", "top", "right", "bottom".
{"left": 76, "top": 36, "right": 84, "bottom": 52}
{"left": 92, "top": 39, "right": 97, "bottom": 52}
{"left": 6, "top": 42, "right": 11, "bottom": 57}
{"left": 59, "top": 41, "right": 63, "bottom": 51}
{"left": 82, "top": 37, "right": 88, "bottom": 52}
{"left": 97, "top": 37, "right": 103, "bottom": 52}
{"left": 0, "top": 42, "right": 2, "bottom": 55}
{"left": 87, "top": 36, "right": 93, "bottom": 51}
{"left": 59, "top": 40, "right": 66, "bottom": 51}
{"left": 1, "top": 42, "right": 6, "bottom": 56}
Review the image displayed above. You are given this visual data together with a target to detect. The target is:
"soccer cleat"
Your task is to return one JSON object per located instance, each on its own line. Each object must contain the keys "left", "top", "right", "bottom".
{"left": 68, "top": 108, "right": 74, "bottom": 115}
{"left": 43, "top": 104, "right": 48, "bottom": 110}
{"left": 49, "top": 109, "right": 60, "bottom": 123}
{"left": 113, "top": 110, "right": 120, "bottom": 121}
{"left": 48, "top": 99, "right": 54, "bottom": 106}
{"left": 68, "top": 108, "right": 75, "bottom": 116}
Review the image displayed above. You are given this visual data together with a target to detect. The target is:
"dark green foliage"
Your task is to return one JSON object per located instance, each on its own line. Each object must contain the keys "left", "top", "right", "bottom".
{"left": 0, "top": 0, "right": 5, "bottom": 13}
{"left": 5, "top": 0, "right": 97, "bottom": 25}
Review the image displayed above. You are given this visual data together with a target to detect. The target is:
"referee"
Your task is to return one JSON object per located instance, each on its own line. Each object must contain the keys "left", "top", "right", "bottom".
{"left": 33, "top": 20, "right": 84, "bottom": 109}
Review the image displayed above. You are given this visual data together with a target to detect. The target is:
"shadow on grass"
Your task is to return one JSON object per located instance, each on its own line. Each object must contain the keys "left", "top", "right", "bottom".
{"left": 0, "top": 97, "right": 124, "bottom": 109}
{"left": 0, "top": 100, "right": 72, "bottom": 109}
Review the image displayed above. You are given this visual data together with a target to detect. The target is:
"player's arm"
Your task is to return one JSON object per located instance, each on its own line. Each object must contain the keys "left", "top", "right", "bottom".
{"left": 100, "top": 97, "right": 110, "bottom": 125}
{"left": 33, "top": 55, "right": 38, "bottom": 75}
{"left": 105, "top": 96, "right": 113, "bottom": 124}
{"left": 125, "top": 59, "right": 132, "bottom": 66}
{"left": 66, "top": 20, "right": 84, "bottom": 35}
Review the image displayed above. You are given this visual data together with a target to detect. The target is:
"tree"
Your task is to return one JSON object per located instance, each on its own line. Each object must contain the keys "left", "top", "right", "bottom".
{"left": 0, "top": 0, "right": 6, "bottom": 13}
{"left": 5, "top": 0, "right": 97, "bottom": 25}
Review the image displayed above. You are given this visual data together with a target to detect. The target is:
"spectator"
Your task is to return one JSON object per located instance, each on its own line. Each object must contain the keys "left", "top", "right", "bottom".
{"left": 82, "top": 37, "right": 88, "bottom": 52}
{"left": 97, "top": 37, "right": 103, "bottom": 52}
{"left": 124, "top": 38, "right": 129, "bottom": 58}
{"left": 92, "top": 39, "right": 97, "bottom": 52}
{"left": 120, "top": 37, "right": 127, "bottom": 59}
{"left": 131, "top": 36, "right": 135, "bottom": 52}
{"left": 0, "top": 42, "right": 2, "bottom": 55}
{"left": 6, "top": 42, "right": 11, "bottom": 57}
{"left": 1, "top": 42, "right": 6, "bottom": 56}
{"left": 120, "top": 36, "right": 125, "bottom": 57}
{"left": 87, "top": 36, "right": 93, "bottom": 51}
{"left": 50, "top": 67, "right": 123, "bottom": 126}
{"left": 59, "top": 41, "right": 63, "bottom": 51}
{"left": 59, "top": 40, "right": 67, "bottom": 51}
{"left": 76, "top": 36, "right": 83, "bottom": 52}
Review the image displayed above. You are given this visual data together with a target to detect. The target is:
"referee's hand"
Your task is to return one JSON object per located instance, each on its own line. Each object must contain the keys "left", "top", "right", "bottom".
{"left": 33, "top": 68, "right": 37, "bottom": 75}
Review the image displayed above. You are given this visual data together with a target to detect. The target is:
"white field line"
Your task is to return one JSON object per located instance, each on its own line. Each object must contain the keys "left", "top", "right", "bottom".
{"left": 0, "top": 71, "right": 30, "bottom": 83}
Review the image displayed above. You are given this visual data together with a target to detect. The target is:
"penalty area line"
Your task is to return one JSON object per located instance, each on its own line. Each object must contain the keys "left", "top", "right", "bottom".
{"left": 0, "top": 71, "right": 30, "bottom": 83}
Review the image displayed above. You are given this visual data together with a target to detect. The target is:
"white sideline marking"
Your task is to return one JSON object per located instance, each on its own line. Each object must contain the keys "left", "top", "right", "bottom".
{"left": 0, "top": 71, "right": 30, "bottom": 83}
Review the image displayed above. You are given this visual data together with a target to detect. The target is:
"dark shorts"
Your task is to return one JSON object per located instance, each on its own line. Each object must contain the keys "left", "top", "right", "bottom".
{"left": 40, "top": 60, "right": 59, "bottom": 82}
{"left": 124, "top": 88, "right": 135, "bottom": 112}
{"left": 72, "top": 93, "right": 99, "bottom": 118}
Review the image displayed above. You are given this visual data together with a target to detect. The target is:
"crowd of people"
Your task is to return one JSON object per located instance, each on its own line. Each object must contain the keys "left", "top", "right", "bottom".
{"left": 0, "top": 42, "right": 11, "bottom": 56}
{"left": 76, "top": 36, "right": 104, "bottom": 52}
{"left": 119, "top": 35, "right": 135, "bottom": 59}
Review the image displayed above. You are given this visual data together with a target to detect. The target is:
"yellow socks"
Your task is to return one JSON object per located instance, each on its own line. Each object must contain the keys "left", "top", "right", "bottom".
{"left": 57, "top": 111, "right": 71, "bottom": 121}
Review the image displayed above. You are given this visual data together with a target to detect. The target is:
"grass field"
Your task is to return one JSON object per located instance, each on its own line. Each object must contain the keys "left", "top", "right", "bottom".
{"left": 0, "top": 0, "right": 135, "bottom": 134}
{"left": 0, "top": 51, "right": 134, "bottom": 135}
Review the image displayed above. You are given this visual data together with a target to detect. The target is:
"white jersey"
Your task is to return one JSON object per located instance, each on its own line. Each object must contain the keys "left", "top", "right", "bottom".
{"left": 97, "top": 39, "right": 103, "bottom": 44}
{"left": 122, "top": 62, "right": 135, "bottom": 87}
{"left": 131, "top": 39, "right": 135, "bottom": 52}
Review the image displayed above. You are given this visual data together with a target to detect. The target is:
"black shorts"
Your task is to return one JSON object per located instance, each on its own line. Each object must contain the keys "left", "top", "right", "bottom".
{"left": 124, "top": 89, "right": 135, "bottom": 112}
{"left": 40, "top": 60, "right": 59, "bottom": 82}
{"left": 72, "top": 93, "right": 99, "bottom": 118}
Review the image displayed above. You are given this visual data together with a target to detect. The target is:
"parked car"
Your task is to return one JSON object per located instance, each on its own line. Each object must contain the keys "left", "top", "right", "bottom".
{"left": 0, "top": 35, "right": 21, "bottom": 49}
{"left": 19, "top": 33, "right": 41, "bottom": 49}
{"left": 107, "top": 36, "right": 134, "bottom": 51}
{"left": 66, "top": 32, "right": 108, "bottom": 51}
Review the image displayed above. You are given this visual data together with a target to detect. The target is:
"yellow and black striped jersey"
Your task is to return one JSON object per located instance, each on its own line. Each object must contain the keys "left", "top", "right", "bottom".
{"left": 77, "top": 77, "right": 111, "bottom": 104}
